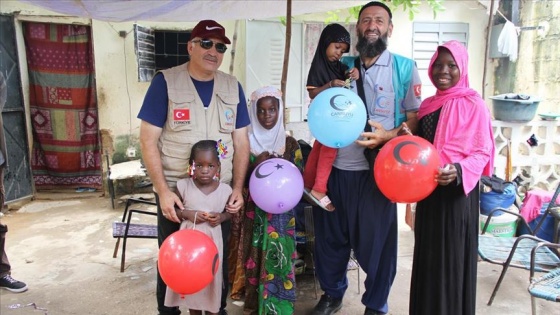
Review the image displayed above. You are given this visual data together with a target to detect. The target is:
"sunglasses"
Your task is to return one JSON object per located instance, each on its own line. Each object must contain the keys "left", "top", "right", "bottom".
{"left": 191, "top": 39, "right": 227, "bottom": 54}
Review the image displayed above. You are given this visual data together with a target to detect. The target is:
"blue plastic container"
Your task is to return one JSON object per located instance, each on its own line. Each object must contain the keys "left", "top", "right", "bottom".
{"left": 518, "top": 202, "right": 555, "bottom": 242}
{"left": 490, "top": 94, "right": 540, "bottom": 122}
{"left": 480, "top": 183, "right": 517, "bottom": 216}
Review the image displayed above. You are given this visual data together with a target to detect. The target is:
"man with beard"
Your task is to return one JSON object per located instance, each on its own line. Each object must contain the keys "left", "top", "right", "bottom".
{"left": 310, "top": 2, "right": 421, "bottom": 315}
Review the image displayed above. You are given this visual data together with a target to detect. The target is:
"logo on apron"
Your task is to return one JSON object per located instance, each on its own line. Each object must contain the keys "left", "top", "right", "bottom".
{"left": 223, "top": 108, "right": 234, "bottom": 128}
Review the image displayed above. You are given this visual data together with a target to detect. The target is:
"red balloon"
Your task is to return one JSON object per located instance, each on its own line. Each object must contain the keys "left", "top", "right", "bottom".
{"left": 158, "top": 229, "right": 219, "bottom": 295}
{"left": 373, "top": 135, "right": 441, "bottom": 203}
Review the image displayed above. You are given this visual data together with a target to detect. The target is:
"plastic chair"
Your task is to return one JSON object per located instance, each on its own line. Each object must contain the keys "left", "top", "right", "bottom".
{"left": 478, "top": 182, "right": 560, "bottom": 306}
{"left": 528, "top": 242, "right": 560, "bottom": 315}
{"left": 112, "top": 198, "right": 158, "bottom": 272}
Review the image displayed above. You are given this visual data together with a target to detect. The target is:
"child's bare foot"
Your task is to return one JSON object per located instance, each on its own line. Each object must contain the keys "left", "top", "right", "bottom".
{"left": 311, "top": 189, "right": 335, "bottom": 211}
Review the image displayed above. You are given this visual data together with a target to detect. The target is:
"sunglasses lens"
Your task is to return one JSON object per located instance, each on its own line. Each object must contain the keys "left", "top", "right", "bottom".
{"left": 197, "top": 39, "right": 227, "bottom": 54}
{"left": 200, "top": 39, "right": 213, "bottom": 49}
{"left": 215, "top": 43, "right": 227, "bottom": 53}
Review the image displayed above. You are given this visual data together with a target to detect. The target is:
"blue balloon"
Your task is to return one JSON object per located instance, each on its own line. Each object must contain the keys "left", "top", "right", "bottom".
{"left": 307, "top": 87, "right": 367, "bottom": 148}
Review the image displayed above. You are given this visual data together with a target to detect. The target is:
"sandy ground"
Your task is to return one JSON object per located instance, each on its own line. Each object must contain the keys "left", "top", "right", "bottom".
{"left": 0, "top": 192, "right": 557, "bottom": 315}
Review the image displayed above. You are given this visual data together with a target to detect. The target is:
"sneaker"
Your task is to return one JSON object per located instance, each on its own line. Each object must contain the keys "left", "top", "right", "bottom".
{"left": 0, "top": 274, "right": 28, "bottom": 293}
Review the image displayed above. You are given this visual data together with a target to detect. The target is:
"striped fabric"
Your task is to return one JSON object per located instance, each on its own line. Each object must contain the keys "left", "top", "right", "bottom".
{"left": 23, "top": 22, "right": 101, "bottom": 188}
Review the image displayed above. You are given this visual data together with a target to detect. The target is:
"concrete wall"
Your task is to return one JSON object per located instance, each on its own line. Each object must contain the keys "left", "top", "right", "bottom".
{"left": 514, "top": 0, "right": 560, "bottom": 114}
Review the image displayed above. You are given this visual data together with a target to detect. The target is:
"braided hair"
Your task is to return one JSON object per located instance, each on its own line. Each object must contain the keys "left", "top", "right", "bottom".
{"left": 189, "top": 140, "right": 220, "bottom": 166}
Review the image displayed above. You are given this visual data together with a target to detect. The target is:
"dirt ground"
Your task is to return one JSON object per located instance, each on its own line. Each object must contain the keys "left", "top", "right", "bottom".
{"left": 0, "top": 192, "right": 556, "bottom": 315}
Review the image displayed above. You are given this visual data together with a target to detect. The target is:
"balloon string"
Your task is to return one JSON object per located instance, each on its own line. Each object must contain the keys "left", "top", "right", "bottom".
{"left": 193, "top": 211, "right": 198, "bottom": 230}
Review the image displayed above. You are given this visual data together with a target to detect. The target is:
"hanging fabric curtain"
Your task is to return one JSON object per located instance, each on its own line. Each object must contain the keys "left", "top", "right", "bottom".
{"left": 23, "top": 22, "right": 102, "bottom": 189}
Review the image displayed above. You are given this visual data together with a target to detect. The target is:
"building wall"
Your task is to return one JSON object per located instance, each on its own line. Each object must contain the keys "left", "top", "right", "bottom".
{"left": 2, "top": 1, "right": 557, "bottom": 192}
{"left": 5, "top": 0, "right": 519, "bottom": 179}
{"left": 2, "top": 1, "right": 493, "bottom": 148}
{"left": 514, "top": 0, "right": 560, "bottom": 114}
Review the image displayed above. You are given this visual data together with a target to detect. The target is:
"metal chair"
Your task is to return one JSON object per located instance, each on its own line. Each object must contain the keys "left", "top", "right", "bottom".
{"left": 478, "top": 182, "right": 560, "bottom": 306}
{"left": 112, "top": 198, "right": 157, "bottom": 272}
{"left": 528, "top": 242, "right": 560, "bottom": 315}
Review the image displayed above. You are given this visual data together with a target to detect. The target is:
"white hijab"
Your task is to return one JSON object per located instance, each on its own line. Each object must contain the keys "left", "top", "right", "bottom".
{"left": 248, "top": 86, "right": 286, "bottom": 156}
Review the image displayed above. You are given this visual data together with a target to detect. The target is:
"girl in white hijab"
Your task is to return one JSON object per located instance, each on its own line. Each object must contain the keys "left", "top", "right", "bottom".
{"left": 247, "top": 85, "right": 286, "bottom": 156}
{"left": 228, "top": 86, "right": 302, "bottom": 314}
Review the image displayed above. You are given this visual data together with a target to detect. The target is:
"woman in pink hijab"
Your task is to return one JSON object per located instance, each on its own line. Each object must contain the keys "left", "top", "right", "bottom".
{"left": 409, "top": 40, "right": 495, "bottom": 315}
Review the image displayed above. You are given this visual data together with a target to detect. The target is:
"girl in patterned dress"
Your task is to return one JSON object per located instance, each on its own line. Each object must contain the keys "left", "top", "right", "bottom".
{"left": 239, "top": 86, "right": 303, "bottom": 314}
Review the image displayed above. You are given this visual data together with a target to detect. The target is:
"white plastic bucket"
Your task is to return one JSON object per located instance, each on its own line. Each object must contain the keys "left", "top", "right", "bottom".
{"left": 479, "top": 205, "right": 519, "bottom": 237}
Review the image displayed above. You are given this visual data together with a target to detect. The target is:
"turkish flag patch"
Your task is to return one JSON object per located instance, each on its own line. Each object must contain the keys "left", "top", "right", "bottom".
{"left": 413, "top": 84, "right": 422, "bottom": 97}
{"left": 174, "top": 109, "right": 190, "bottom": 121}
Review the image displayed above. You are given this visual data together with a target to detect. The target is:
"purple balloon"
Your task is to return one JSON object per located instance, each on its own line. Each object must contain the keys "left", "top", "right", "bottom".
{"left": 249, "top": 158, "right": 303, "bottom": 214}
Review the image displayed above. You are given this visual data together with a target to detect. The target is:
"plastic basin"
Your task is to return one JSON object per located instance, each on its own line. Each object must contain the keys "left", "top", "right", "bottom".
{"left": 490, "top": 94, "right": 540, "bottom": 122}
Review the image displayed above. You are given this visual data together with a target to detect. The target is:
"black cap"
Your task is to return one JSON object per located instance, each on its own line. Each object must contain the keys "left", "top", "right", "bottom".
{"left": 359, "top": 1, "right": 393, "bottom": 19}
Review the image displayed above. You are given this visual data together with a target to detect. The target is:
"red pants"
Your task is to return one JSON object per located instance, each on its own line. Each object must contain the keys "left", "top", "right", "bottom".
{"left": 303, "top": 141, "right": 337, "bottom": 194}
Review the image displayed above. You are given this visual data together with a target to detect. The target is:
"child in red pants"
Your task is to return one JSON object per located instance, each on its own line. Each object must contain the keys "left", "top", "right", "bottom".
{"left": 303, "top": 23, "right": 358, "bottom": 211}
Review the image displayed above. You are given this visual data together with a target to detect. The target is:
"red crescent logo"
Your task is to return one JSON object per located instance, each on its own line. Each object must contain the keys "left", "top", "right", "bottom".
{"left": 413, "top": 84, "right": 421, "bottom": 97}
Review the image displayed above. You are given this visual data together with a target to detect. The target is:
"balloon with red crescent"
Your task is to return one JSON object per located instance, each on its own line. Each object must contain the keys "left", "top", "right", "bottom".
{"left": 393, "top": 141, "right": 428, "bottom": 165}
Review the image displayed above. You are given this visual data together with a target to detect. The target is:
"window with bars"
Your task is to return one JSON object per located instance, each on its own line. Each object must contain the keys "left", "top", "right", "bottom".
{"left": 134, "top": 24, "right": 191, "bottom": 82}
{"left": 154, "top": 30, "right": 191, "bottom": 71}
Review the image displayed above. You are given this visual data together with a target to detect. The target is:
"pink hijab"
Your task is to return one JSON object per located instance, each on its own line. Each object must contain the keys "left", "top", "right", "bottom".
{"left": 418, "top": 40, "right": 495, "bottom": 195}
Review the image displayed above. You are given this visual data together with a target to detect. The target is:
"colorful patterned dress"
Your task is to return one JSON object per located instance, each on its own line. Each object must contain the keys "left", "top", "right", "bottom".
{"left": 242, "top": 136, "right": 302, "bottom": 315}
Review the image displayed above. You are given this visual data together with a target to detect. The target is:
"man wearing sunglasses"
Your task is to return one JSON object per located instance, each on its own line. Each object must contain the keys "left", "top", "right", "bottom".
{"left": 138, "top": 19, "right": 250, "bottom": 315}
